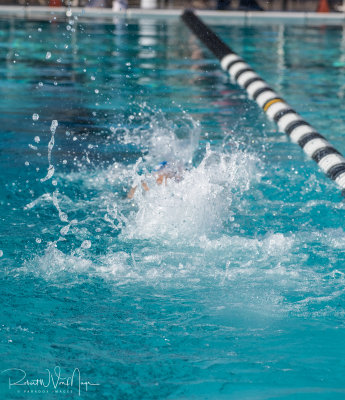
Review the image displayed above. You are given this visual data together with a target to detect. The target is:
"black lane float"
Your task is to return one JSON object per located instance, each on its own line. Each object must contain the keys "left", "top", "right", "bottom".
{"left": 181, "top": 10, "right": 345, "bottom": 190}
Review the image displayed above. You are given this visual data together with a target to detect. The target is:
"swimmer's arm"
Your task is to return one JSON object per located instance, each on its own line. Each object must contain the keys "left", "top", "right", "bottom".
{"left": 127, "top": 186, "right": 137, "bottom": 199}
{"left": 141, "top": 181, "right": 149, "bottom": 192}
{"left": 127, "top": 181, "right": 149, "bottom": 199}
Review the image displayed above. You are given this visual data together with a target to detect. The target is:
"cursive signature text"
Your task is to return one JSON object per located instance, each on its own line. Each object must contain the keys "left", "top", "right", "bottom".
{"left": 1, "top": 367, "right": 100, "bottom": 396}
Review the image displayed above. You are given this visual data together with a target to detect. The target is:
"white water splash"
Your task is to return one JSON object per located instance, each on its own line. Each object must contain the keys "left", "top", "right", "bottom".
{"left": 111, "top": 106, "right": 201, "bottom": 168}
{"left": 41, "top": 120, "right": 58, "bottom": 183}
{"left": 60, "top": 219, "right": 78, "bottom": 236}
{"left": 20, "top": 105, "right": 345, "bottom": 321}
{"left": 24, "top": 190, "right": 69, "bottom": 225}
{"left": 123, "top": 144, "right": 259, "bottom": 241}
{"left": 52, "top": 190, "right": 68, "bottom": 223}
{"left": 81, "top": 240, "right": 92, "bottom": 249}
{"left": 24, "top": 193, "right": 53, "bottom": 210}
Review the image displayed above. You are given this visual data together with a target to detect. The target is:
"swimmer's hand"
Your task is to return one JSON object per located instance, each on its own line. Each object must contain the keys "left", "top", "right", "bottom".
{"left": 127, "top": 181, "right": 149, "bottom": 199}
{"left": 127, "top": 186, "right": 137, "bottom": 199}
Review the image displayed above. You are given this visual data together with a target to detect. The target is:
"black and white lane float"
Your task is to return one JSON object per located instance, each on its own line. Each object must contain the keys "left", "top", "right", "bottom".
{"left": 181, "top": 10, "right": 345, "bottom": 191}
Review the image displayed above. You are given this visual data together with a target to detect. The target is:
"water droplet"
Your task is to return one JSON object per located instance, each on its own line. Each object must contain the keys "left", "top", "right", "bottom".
{"left": 25, "top": 161, "right": 29, "bottom": 166}
{"left": 0, "top": 250, "right": 3, "bottom": 257}
{"left": 34, "top": 136, "right": 40, "bottom": 143}
{"left": 35, "top": 238, "right": 42, "bottom": 244}
{"left": 60, "top": 224, "right": 70, "bottom": 236}
{"left": 50, "top": 120, "right": 58, "bottom": 133}
{"left": 95, "top": 89, "right": 99, "bottom": 94}
{"left": 45, "top": 51, "right": 51, "bottom": 59}
{"left": 81, "top": 240, "right": 91, "bottom": 249}
{"left": 38, "top": 82, "right": 44, "bottom": 87}
{"left": 91, "top": 76, "right": 96, "bottom": 81}
{"left": 32, "top": 113, "right": 39, "bottom": 121}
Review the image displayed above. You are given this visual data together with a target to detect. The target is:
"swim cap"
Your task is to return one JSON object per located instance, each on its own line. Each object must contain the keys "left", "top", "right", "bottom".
{"left": 153, "top": 161, "right": 168, "bottom": 172}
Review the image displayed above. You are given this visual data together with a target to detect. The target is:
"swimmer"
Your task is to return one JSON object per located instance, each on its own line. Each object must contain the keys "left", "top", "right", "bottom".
{"left": 127, "top": 161, "right": 182, "bottom": 199}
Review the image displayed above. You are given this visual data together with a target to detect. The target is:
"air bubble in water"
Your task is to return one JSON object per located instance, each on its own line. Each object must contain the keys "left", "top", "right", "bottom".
{"left": 81, "top": 240, "right": 91, "bottom": 249}
{"left": 36, "top": 238, "right": 42, "bottom": 244}
{"left": 32, "top": 113, "right": 39, "bottom": 121}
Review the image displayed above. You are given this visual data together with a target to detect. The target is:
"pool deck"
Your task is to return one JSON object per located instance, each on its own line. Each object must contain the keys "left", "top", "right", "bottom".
{"left": 0, "top": 5, "right": 345, "bottom": 25}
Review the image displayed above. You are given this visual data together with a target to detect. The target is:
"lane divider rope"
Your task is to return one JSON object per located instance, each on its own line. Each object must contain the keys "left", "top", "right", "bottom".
{"left": 181, "top": 9, "right": 345, "bottom": 190}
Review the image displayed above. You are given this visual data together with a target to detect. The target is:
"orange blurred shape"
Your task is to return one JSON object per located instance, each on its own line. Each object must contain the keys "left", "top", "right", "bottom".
{"left": 317, "top": 0, "right": 330, "bottom": 12}
{"left": 49, "top": 0, "right": 62, "bottom": 6}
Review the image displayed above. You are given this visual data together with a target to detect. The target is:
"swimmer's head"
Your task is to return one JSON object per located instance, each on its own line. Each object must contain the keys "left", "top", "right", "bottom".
{"left": 153, "top": 161, "right": 168, "bottom": 173}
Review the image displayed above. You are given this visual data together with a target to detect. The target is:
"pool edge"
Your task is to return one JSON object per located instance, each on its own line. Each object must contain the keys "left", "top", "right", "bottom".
{"left": 0, "top": 6, "right": 345, "bottom": 25}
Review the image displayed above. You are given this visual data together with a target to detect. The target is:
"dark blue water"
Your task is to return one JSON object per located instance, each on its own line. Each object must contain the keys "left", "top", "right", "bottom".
{"left": 1, "top": 15, "right": 345, "bottom": 399}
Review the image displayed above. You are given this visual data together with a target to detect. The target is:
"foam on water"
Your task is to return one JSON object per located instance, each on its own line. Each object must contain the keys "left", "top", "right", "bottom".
{"left": 24, "top": 225, "right": 345, "bottom": 318}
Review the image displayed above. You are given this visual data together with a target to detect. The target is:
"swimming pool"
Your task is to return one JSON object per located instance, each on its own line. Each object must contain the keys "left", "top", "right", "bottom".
{"left": 1, "top": 13, "right": 345, "bottom": 399}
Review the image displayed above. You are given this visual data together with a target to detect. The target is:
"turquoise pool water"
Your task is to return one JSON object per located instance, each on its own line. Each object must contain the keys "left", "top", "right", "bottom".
{"left": 1, "top": 15, "right": 345, "bottom": 399}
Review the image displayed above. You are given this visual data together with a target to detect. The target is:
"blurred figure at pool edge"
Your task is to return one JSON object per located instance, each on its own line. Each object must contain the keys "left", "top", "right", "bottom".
{"left": 112, "top": 0, "right": 127, "bottom": 10}
{"left": 238, "top": 0, "right": 263, "bottom": 10}
{"left": 217, "top": 0, "right": 231, "bottom": 10}
{"left": 217, "top": 0, "right": 263, "bottom": 10}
